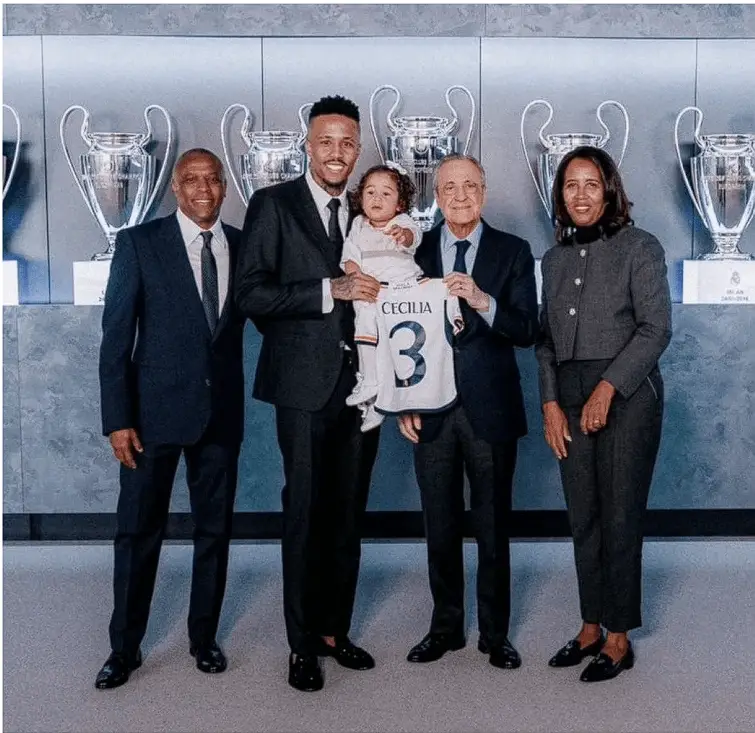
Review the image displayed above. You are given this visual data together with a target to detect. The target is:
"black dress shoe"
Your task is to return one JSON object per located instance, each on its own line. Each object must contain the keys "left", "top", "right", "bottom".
{"left": 318, "top": 637, "right": 375, "bottom": 670}
{"left": 580, "top": 644, "right": 634, "bottom": 682}
{"left": 94, "top": 649, "right": 142, "bottom": 690}
{"left": 190, "top": 641, "right": 227, "bottom": 674}
{"left": 406, "top": 632, "right": 465, "bottom": 663}
{"left": 288, "top": 653, "right": 324, "bottom": 692}
{"left": 549, "top": 634, "right": 605, "bottom": 667}
{"left": 478, "top": 637, "right": 522, "bottom": 669}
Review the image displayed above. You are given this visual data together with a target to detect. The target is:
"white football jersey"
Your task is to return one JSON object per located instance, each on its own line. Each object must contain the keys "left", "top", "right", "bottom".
{"left": 374, "top": 278, "right": 464, "bottom": 415}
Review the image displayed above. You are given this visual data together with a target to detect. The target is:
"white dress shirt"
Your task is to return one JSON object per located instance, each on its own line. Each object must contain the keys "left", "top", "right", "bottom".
{"left": 305, "top": 169, "right": 349, "bottom": 314}
{"left": 176, "top": 208, "right": 230, "bottom": 315}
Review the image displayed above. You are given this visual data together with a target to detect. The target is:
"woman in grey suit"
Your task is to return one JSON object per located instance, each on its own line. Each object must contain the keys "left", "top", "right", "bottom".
{"left": 536, "top": 146, "right": 672, "bottom": 682}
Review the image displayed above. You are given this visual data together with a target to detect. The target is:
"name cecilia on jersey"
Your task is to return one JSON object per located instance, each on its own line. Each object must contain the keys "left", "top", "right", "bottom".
{"left": 381, "top": 300, "right": 433, "bottom": 315}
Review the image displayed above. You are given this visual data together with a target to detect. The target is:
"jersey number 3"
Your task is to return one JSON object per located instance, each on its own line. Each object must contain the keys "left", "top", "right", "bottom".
{"left": 389, "top": 320, "right": 426, "bottom": 388}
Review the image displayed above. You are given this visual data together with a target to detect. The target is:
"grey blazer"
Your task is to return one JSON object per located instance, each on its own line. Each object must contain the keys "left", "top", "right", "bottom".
{"left": 535, "top": 225, "right": 672, "bottom": 403}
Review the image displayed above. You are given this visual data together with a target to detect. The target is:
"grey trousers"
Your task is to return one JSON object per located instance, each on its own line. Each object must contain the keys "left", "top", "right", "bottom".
{"left": 556, "top": 359, "right": 664, "bottom": 633}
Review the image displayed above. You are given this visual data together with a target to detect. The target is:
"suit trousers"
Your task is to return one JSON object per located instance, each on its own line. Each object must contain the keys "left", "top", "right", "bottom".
{"left": 557, "top": 359, "right": 663, "bottom": 633}
{"left": 414, "top": 403, "right": 517, "bottom": 646}
{"left": 109, "top": 420, "right": 240, "bottom": 655}
{"left": 275, "top": 355, "right": 380, "bottom": 655}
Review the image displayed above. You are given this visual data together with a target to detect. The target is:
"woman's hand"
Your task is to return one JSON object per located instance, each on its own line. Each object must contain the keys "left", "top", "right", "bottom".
{"left": 580, "top": 379, "right": 616, "bottom": 434}
{"left": 543, "top": 401, "right": 571, "bottom": 460}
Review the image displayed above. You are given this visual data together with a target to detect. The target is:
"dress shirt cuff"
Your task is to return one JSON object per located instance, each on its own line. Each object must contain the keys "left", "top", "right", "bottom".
{"left": 322, "top": 278, "right": 334, "bottom": 314}
{"left": 478, "top": 294, "right": 496, "bottom": 328}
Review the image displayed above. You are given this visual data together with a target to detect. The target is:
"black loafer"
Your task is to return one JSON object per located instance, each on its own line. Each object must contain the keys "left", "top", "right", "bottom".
{"left": 549, "top": 634, "right": 605, "bottom": 667}
{"left": 288, "top": 653, "right": 324, "bottom": 692}
{"left": 319, "top": 637, "right": 375, "bottom": 670}
{"left": 190, "top": 640, "right": 227, "bottom": 674}
{"left": 479, "top": 637, "right": 522, "bottom": 669}
{"left": 94, "top": 649, "right": 143, "bottom": 690}
{"left": 580, "top": 644, "right": 634, "bottom": 682}
{"left": 407, "top": 632, "right": 465, "bottom": 663}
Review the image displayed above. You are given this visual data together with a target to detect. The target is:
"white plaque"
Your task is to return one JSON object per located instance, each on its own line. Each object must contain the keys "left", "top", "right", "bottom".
{"left": 3, "top": 260, "right": 19, "bottom": 305}
{"left": 682, "top": 260, "right": 755, "bottom": 304}
{"left": 73, "top": 260, "right": 111, "bottom": 305}
{"left": 535, "top": 258, "right": 543, "bottom": 305}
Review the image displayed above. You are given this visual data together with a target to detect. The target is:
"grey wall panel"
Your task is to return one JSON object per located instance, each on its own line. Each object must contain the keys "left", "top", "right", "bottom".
{"left": 18, "top": 306, "right": 115, "bottom": 511}
{"left": 651, "top": 306, "right": 755, "bottom": 509}
{"left": 486, "top": 4, "right": 755, "bottom": 38}
{"left": 3, "top": 308, "right": 23, "bottom": 512}
{"left": 43, "top": 35, "right": 262, "bottom": 302}
{"left": 5, "top": 4, "right": 486, "bottom": 38}
{"left": 688, "top": 40, "right": 755, "bottom": 259}
{"left": 7, "top": 4, "right": 755, "bottom": 39}
{"left": 3, "top": 36, "right": 50, "bottom": 303}
{"left": 481, "top": 37, "right": 697, "bottom": 302}
{"left": 261, "top": 37, "right": 481, "bottom": 189}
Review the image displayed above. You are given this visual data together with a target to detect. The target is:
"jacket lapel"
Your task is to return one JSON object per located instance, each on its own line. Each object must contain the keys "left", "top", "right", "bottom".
{"left": 417, "top": 224, "right": 444, "bottom": 278}
{"left": 155, "top": 214, "right": 212, "bottom": 340}
{"left": 285, "top": 176, "right": 340, "bottom": 270}
{"left": 470, "top": 220, "right": 502, "bottom": 296}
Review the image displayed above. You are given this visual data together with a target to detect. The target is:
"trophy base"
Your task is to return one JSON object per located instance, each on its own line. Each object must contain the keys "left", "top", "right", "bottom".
{"left": 91, "top": 251, "right": 115, "bottom": 262}
{"left": 697, "top": 251, "right": 754, "bottom": 261}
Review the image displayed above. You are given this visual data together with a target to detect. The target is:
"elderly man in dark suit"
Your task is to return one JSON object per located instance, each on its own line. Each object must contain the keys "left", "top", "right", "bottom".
{"left": 234, "top": 95, "right": 381, "bottom": 692}
{"left": 95, "top": 148, "right": 245, "bottom": 689}
{"left": 398, "top": 154, "right": 539, "bottom": 670}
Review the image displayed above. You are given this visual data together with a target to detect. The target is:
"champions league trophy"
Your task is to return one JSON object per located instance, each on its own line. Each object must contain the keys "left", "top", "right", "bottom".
{"left": 675, "top": 106, "right": 755, "bottom": 260}
{"left": 220, "top": 102, "right": 312, "bottom": 203}
{"left": 520, "top": 99, "right": 629, "bottom": 219}
{"left": 60, "top": 104, "right": 174, "bottom": 260}
{"left": 3, "top": 104, "right": 22, "bottom": 200}
{"left": 369, "top": 84, "right": 476, "bottom": 231}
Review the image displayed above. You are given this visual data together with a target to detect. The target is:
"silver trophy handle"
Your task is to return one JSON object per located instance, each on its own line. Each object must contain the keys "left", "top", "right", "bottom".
{"left": 2, "top": 104, "right": 22, "bottom": 200}
{"left": 674, "top": 106, "right": 707, "bottom": 223}
{"left": 297, "top": 102, "right": 313, "bottom": 146}
{"left": 59, "top": 104, "right": 98, "bottom": 221}
{"left": 520, "top": 99, "right": 554, "bottom": 213}
{"left": 142, "top": 104, "right": 174, "bottom": 216}
{"left": 596, "top": 100, "right": 630, "bottom": 166}
{"left": 220, "top": 103, "right": 252, "bottom": 203}
{"left": 369, "top": 84, "right": 401, "bottom": 164}
{"left": 444, "top": 85, "right": 476, "bottom": 155}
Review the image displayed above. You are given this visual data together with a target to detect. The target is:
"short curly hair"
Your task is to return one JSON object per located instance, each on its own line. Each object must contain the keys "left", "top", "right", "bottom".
{"left": 308, "top": 95, "right": 360, "bottom": 124}
{"left": 349, "top": 165, "right": 416, "bottom": 218}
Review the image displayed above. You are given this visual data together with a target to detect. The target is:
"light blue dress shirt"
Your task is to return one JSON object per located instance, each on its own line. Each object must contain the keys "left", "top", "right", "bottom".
{"left": 440, "top": 222, "right": 497, "bottom": 327}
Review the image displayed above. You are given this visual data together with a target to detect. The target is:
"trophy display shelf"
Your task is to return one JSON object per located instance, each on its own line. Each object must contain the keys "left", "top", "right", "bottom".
{"left": 3, "top": 260, "right": 19, "bottom": 305}
{"left": 682, "top": 259, "right": 755, "bottom": 304}
{"left": 73, "top": 260, "right": 111, "bottom": 305}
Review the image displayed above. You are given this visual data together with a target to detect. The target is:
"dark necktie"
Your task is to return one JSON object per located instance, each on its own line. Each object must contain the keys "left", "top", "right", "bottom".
{"left": 453, "top": 239, "right": 471, "bottom": 274}
{"left": 327, "top": 197, "right": 344, "bottom": 251}
{"left": 200, "top": 230, "right": 219, "bottom": 333}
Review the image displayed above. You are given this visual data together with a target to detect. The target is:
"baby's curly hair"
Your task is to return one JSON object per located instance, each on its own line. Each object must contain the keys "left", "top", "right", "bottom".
{"left": 349, "top": 165, "right": 416, "bottom": 218}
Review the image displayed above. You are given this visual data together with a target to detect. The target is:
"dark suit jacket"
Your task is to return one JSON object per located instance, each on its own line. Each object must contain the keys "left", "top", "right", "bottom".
{"left": 415, "top": 220, "right": 539, "bottom": 444}
{"left": 99, "top": 213, "right": 246, "bottom": 446}
{"left": 234, "top": 175, "right": 355, "bottom": 412}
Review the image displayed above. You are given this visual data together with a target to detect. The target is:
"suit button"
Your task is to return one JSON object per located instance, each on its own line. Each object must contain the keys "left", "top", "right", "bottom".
{"left": 205, "top": 378, "right": 212, "bottom": 387}
{"left": 574, "top": 278, "right": 582, "bottom": 286}
{"left": 580, "top": 249, "right": 587, "bottom": 258}
{"left": 338, "top": 340, "right": 346, "bottom": 349}
{"left": 568, "top": 308, "right": 576, "bottom": 316}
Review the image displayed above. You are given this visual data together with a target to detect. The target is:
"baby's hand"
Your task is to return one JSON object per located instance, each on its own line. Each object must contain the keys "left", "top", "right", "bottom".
{"left": 384, "top": 225, "right": 415, "bottom": 248}
{"left": 343, "top": 259, "right": 362, "bottom": 275}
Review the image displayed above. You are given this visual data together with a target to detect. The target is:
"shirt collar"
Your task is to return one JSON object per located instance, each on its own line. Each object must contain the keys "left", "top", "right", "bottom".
{"left": 176, "top": 208, "right": 226, "bottom": 249}
{"left": 306, "top": 169, "right": 349, "bottom": 214}
{"left": 441, "top": 220, "right": 483, "bottom": 254}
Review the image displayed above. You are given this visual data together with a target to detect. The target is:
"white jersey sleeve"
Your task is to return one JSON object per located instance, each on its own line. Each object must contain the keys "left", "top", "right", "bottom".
{"left": 373, "top": 278, "right": 464, "bottom": 415}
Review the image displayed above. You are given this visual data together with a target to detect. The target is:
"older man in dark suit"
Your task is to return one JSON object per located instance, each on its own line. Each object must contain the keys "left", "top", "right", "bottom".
{"left": 234, "top": 95, "right": 380, "bottom": 692}
{"left": 399, "top": 154, "right": 539, "bottom": 671}
{"left": 95, "top": 148, "right": 245, "bottom": 689}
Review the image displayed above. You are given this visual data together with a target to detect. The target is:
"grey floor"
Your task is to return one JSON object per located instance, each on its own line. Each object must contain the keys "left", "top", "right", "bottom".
{"left": 3, "top": 539, "right": 755, "bottom": 733}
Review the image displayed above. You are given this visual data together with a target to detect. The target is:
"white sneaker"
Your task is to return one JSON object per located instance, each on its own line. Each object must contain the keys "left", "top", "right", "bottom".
{"left": 360, "top": 404, "right": 384, "bottom": 433}
{"left": 346, "top": 373, "right": 379, "bottom": 407}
